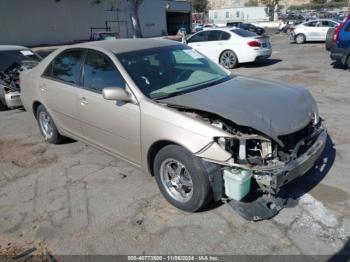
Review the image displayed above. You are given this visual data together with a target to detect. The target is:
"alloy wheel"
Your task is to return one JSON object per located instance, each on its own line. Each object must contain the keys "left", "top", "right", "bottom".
{"left": 160, "top": 158, "right": 193, "bottom": 203}
{"left": 220, "top": 51, "right": 237, "bottom": 69}
{"left": 39, "top": 111, "right": 54, "bottom": 139}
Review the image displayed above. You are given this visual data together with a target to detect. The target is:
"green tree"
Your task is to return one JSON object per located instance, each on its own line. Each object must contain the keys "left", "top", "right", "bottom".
{"left": 311, "top": 0, "right": 327, "bottom": 4}
{"left": 191, "top": 0, "right": 208, "bottom": 13}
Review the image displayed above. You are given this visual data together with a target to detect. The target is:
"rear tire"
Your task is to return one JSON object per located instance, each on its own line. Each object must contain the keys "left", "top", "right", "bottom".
{"left": 153, "top": 145, "right": 212, "bottom": 212}
{"left": 0, "top": 100, "right": 7, "bottom": 111}
{"left": 296, "top": 34, "right": 306, "bottom": 44}
{"left": 219, "top": 50, "right": 238, "bottom": 69}
{"left": 347, "top": 55, "right": 350, "bottom": 70}
{"left": 36, "top": 105, "right": 65, "bottom": 144}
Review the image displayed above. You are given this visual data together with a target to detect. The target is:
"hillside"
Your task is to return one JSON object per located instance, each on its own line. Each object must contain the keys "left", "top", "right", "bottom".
{"left": 208, "top": 0, "right": 311, "bottom": 10}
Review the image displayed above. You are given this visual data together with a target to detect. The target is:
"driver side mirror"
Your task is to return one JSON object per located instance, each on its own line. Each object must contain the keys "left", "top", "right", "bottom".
{"left": 102, "top": 87, "right": 135, "bottom": 103}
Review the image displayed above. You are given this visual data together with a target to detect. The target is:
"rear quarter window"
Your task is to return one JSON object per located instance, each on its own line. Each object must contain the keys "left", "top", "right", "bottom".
{"left": 231, "top": 29, "right": 257, "bottom": 37}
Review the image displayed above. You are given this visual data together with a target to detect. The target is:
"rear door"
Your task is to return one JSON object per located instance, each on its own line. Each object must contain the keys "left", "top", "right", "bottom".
{"left": 40, "top": 49, "right": 83, "bottom": 136}
{"left": 188, "top": 30, "right": 231, "bottom": 62}
{"left": 303, "top": 21, "right": 320, "bottom": 40}
{"left": 77, "top": 50, "right": 141, "bottom": 164}
{"left": 319, "top": 20, "right": 337, "bottom": 40}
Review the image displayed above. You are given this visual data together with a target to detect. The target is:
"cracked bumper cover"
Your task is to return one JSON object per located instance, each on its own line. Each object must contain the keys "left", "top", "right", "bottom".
{"left": 255, "top": 127, "right": 327, "bottom": 192}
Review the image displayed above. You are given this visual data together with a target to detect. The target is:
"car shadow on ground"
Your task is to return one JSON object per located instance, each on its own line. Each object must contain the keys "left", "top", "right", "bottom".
{"left": 239, "top": 59, "right": 282, "bottom": 68}
{"left": 283, "top": 135, "right": 336, "bottom": 207}
{"left": 331, "top": 61, "right": 349, "bottom": 70}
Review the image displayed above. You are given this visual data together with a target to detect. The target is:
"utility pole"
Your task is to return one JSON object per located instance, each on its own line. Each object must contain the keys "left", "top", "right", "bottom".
{"left": 348, "top": 0, "right": 350, "bottom": 15}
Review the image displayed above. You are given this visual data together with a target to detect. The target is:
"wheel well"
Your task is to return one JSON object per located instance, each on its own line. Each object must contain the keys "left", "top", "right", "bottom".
{"left": 147, "top": 140, "right": 179, "bottom": 176}
{"left": 296, "top": 33, "right": 306, "bottom": 38}
{"left": 219, "top": 49, "right": 237, "bottom": 61}
{"left": 32, "top": 101, "right": 42, "bottom": 118}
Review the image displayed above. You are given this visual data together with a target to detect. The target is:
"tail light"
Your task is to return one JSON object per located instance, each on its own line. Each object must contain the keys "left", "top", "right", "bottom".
{"left": 247, "top": 41, "right": 261, "bottom": 47}
{"left": 333, "top": 15, "right": 350, "bottom": 43}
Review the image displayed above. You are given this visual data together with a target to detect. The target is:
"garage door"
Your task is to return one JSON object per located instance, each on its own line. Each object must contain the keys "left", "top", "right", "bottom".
{"left": 166, "top": 12, "right": 191, "bottom": 35}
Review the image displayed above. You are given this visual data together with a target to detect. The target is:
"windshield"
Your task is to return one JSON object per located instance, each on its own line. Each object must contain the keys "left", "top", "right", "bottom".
{"left": 0, "top": 50, "right": 41, "bottom": 71}
{"left": 117, "top": 45, "right": 232, "bottom": 99}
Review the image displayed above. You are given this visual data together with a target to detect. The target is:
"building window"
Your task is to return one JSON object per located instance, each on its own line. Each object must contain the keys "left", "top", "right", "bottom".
{"left": 214, "top": 12, "right": 218, "bottom": 19}
{"left": 226, "top": 12, "right": 229, "bottom": 18}
{"left": 236, "top": 11, "right": 240, "bottom": 18}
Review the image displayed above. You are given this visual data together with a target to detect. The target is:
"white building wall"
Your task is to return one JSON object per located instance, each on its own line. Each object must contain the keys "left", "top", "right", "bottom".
{"left": 209, "top": 7, "right": 270, "bottom": 24}
{"left": 0, "top": 0, "right": 191, "bottom": 46}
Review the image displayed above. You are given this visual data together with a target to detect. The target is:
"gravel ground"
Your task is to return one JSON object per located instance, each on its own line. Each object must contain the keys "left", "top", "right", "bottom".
{"left": 0, "top": 33, "right": 350, "bottom": 258}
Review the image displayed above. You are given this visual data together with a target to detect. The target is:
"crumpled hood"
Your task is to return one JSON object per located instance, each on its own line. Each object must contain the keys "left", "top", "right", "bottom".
{"left": 162, "top": 76, "right": 318, "bottom": 143}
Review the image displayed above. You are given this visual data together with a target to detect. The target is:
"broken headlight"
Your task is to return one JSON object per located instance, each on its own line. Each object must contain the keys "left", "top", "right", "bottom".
{"left": 215, "top": 137, "right": 274, "bottom": 166}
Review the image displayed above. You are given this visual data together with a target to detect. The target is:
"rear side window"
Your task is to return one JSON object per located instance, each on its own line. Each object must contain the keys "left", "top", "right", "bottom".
{"left": 83, "top": 51, "right": 125, "bottom": 93}
{"left": 221, "top": 32, "right": 231, "bottom": 40}
{"left": 49, "top": 50, "right": 83, "bottom": 85}
{"left": 231, "top": 29, "right": 257, "bottom": 37}
{"left": 208, "top": 31, "right": 222, "bottom": 41}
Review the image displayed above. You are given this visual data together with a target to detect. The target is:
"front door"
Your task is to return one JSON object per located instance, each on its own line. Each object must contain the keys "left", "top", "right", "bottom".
{"left": 78, "top": 50, "right": 141, "bottom": 165}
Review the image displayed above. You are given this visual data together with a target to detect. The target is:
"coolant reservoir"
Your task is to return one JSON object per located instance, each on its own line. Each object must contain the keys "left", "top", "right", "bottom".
{"left": 223, "top": 168, "right": 252, "bottom": 201}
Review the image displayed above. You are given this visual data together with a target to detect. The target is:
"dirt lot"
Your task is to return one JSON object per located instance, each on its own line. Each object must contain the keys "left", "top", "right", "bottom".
{"left": 1, "top": 34, "right": 350, "bottom": 257}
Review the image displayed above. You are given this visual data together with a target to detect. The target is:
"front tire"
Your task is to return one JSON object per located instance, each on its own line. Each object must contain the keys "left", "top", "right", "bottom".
{"left": 36, "top": 105, "right": 65, "bottom": 144}
{"left": 219, "top": 50, "right": 238, "bottom": 69}
{"left": 346, "top": 55, "right": 350, "bottom": 70}
{"left": 295, "top": 34, "right": 306, "bottom": 44}
{"left": 153, "top": 145, "right": 212, "bottom": 212}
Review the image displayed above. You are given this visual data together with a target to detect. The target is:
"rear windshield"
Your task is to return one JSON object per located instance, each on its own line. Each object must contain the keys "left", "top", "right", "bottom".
{"left": 0, "top": 50, "right": 41, "bottom": 71}
{"left": 231, "top": 29, "right": 257, "bottom": 37}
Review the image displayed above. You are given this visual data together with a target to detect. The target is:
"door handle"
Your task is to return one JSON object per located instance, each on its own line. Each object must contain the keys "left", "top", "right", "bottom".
{"left": 80, "top": 97, "right": 88, "bottom": 106}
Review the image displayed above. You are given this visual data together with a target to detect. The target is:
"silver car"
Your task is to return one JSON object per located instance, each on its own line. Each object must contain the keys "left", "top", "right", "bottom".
{"left": 0, "top": 45, "right": 41, "bottom": 110}
{"left": 20, "top": 39, "right": 327, "bottom": 212}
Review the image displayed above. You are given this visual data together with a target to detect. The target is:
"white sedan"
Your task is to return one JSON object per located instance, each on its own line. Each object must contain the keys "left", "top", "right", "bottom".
{"left": 185, "top": 28, "right": 272, "bottom": 69}
{"left": 290, "top": 19, "right": 339, "bottom": 44}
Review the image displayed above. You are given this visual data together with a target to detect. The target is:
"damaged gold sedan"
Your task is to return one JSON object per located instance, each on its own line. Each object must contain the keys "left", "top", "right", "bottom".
{"left": 20, "top": 39, "right": 327, "bottom": 218}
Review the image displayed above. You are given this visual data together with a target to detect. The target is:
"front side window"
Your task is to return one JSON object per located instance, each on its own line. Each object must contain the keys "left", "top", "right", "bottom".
{"left": 83, "top": 51, "right": 125, "bottom": 93}
{"left": 345, "top": 20, "right": 350, "bottom": 32}
{"left": 117, "top": 46, "right": 232, "bottom": 100}
{"left": 51, "top": 50, "right": 82, "bottom": 85}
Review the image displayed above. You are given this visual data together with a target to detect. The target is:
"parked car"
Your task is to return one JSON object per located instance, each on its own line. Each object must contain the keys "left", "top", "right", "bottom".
{"left": 290, "top": 19, "right": 340, "bottom": 44}
{"left": 226, "top": 22, "right": 265, "bottom": 35}
{"left": 20, "top": 39, "right": 326, "bottom": 213}
{"left": 330, "top": 15, "right": 350, "bottom": 69}
{"left": 0, "top": 45, "right": 41, "bottom": 110}
{"left": 90, "top": 32, "right": 118, "bottom": 41}
{"left": 185, "top": 28, "right": 272, "bottom": 69}
{"left": 192, "top": 24, "right": 204, "bottom": 33}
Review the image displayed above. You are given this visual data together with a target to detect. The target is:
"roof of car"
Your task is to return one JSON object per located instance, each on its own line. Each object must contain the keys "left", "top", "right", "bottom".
{"left": 0, "top": 45, "right": 29, "bottom": 51}
{"left": 76, "top": 38, "right": 181, "bottom": 54}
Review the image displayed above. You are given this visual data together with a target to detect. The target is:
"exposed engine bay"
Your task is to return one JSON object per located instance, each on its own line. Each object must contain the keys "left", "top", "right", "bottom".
{"left": 171, "top": 105, "right": 326, "bottom": 199}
